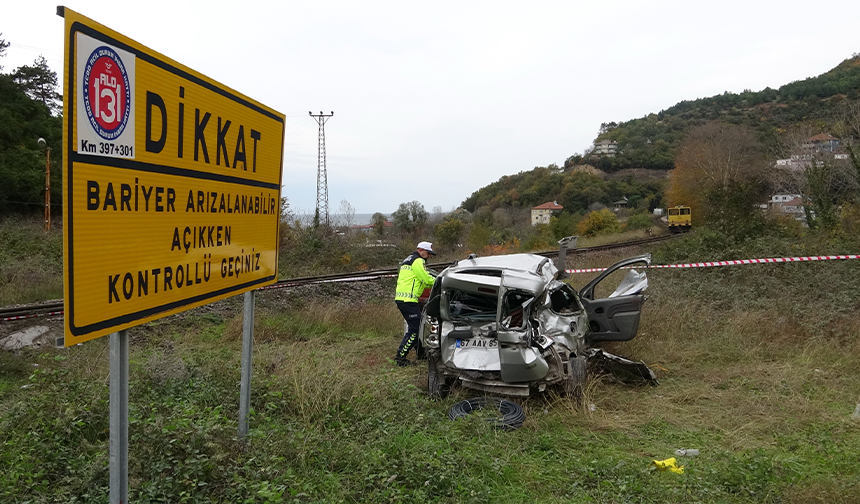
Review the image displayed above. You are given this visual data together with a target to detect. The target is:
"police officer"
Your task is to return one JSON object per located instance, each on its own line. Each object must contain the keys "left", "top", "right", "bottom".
{"left": 394, "top": 241, "right": 436, "bottom": 366}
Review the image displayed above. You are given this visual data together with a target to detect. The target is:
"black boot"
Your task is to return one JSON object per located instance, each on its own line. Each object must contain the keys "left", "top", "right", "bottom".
{"left": 394, "top": 356, "right": 415, "bottom": 367}
{"left": 396, "top": 332, "right": 418, "bottom": 364}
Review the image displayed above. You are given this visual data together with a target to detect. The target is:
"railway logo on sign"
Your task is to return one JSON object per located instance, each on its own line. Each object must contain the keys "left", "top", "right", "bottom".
{"left": 75, "top": 33, "right": 136, "bottom": 159}
{"left": 82, "top": 46, "right": 131, "bottom": 140}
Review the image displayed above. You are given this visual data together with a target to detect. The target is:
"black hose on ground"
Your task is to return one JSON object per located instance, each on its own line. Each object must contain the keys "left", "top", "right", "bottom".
{"left": 448, "top": 397, "right": 525, "bottom": 430}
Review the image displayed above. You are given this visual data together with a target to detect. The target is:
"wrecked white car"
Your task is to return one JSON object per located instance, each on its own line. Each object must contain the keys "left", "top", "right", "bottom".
{"left": 419, "top": 253, "right": 656, "bottom": 398}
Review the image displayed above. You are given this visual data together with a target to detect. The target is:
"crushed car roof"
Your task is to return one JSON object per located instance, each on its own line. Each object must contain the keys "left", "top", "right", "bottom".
{"left": 446, "top": 254, "right": 558, "bottom": 277}
{"left": 440, "top": 254, "right": 560, "bottom": 294}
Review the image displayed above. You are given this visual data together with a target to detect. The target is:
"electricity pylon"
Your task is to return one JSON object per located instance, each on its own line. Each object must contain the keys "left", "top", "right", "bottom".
{"left": 309, "top": 111, "right": 334, "bottom": 226}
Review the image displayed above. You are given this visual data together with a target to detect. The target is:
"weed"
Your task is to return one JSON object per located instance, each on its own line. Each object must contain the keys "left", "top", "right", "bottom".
{"left": 2, "top": 225, "right": 860, "bottom": 502}
{"left": 0, "top": 215, "right": 63, "bottom": 304}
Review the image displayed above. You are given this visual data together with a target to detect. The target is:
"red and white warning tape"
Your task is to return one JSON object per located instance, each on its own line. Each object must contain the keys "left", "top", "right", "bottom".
{"left": 566, "top": 254, "right": 860, "bottom": 274}
{"left": 257, "top": 274, "right": 396, "bottom": 291}
{"left": 0, "top": 310, "right": 65, "bottom": 322}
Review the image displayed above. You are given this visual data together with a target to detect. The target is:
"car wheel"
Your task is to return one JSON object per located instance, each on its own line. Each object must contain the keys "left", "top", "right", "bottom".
{"left": 448, "top": 397, "right": 525, "bottom": 430}
{"left": 566, "top": 354, "right": 588, "bottom": 400}
{"left": 427, "top": 353, "right": 450, "bottom": 399}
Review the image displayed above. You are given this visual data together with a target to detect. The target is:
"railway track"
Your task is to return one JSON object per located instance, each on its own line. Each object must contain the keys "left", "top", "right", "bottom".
{"left": 1, "top": 234, "right": 676, "bottom": 323}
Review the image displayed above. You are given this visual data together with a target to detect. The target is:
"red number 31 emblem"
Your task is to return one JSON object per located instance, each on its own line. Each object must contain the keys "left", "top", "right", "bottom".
{"left": 83, "top": 46, "right": 131, "bottom": 141}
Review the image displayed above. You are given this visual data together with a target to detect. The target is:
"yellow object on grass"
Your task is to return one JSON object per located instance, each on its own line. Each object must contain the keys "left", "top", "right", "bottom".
{"left": 652, "top": 457, "right": 684, "bottom": 474}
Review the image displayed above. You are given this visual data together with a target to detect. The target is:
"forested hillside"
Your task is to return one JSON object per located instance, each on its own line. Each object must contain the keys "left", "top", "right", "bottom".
{"left": 461, "top": 167, "right": 664, "bottom": 215}
{"left": 460, "top": 54, "right": 860, "bottom": 219}
{"left": 0, "top": 35, "right": 63, "bottom": 215}
{"left": 586, "top": 54, "right": 860, "bottom": 172}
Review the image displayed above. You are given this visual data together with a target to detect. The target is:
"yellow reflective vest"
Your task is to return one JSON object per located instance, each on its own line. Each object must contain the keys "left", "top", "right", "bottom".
{"left": 395, "top": 252, "right": 434, "bottom": 302}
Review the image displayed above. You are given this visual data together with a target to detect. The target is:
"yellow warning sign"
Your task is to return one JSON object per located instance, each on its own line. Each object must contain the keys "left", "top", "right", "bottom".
{"left": 61, "top": 8, "right": 285, "bottom": 346}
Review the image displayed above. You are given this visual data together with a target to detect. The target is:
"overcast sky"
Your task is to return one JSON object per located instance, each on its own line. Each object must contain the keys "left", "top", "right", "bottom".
{"left": 3, "top": 1, "right": 859, "bottom": 214}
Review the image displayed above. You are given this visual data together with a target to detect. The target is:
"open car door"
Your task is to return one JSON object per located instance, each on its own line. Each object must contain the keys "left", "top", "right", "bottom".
{"left": 579, "top": 254, "right": 650, "bottom": 343}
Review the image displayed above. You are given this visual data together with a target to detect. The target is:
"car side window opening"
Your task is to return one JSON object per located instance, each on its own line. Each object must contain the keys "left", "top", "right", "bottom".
{"left": 500, "top": 291, "right": 535, "bottom": 330}
{"left": 589, "top": 269, "right": 631, "bottom": 299}
{"left": 549, "top": 284, "right": 583, "bottom": 314}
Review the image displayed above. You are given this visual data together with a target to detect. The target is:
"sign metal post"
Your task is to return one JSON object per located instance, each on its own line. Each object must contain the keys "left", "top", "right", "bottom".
{"left": 239, "top": 290, "right": 255, "bottom": 439}
{"left": 109, "top": 329, "right": 129, "bottom": 503}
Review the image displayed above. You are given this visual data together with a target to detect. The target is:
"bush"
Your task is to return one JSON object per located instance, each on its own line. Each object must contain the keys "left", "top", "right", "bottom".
{"left": 278, "top": 222, "right": 405, "bottom": 277}
{"left": 434, "top": 218, "right": 465, "bottom": 249}
{"left": 576, "top": 209, "right": 621, "bottom": 237}
{"left": 520, "top": 223, "right": 554, "bottom": 252}
{"left": 624, "top": 212, "right": 652, "bottom": 231}
{"left": 550, "top": 212, "right": 580, "bottom": 240}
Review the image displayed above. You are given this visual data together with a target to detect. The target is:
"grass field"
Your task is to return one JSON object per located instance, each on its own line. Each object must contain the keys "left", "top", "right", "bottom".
{"left": 1, "top": 224, "right": 859, "bottom": 503}
{"left": 0, "top": 216, "right": 63, "bottom": 306}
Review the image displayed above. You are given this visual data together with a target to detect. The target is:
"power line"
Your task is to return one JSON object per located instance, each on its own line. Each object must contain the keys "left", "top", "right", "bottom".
{"left": 4, "top": 200, "right": 63, "bottom": 207}
{"left": 309, "top": 111, "right": 334, "bottom": 226}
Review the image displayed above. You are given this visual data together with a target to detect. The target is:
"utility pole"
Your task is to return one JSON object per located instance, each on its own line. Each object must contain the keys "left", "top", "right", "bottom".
{"left": 38, "top": 138, "right": 51, "bottom": 232}
{"left": 309, "top": 111, "right": 334, "bottom": 226}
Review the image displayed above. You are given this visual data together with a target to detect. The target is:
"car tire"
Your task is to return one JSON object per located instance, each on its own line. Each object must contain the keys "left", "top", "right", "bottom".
{"left": 427, "top": 353, "right": 450, "bottom": 399}
{"left": 448, "top": 397, "right": 525, "bottom": 430}
{"left": 566, "top": 354, "right": 588, "bottom": 400}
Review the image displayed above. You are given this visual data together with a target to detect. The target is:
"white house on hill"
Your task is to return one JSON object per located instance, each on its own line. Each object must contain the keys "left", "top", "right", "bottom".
{"left": 531, "top": 201, "right": 563, "bottom": 225}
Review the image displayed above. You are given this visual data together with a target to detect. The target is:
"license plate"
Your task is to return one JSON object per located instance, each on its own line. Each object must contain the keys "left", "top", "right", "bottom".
{"left": 455, "top": 337, "right": 498, "bottom": 350}
{"left": 452, "top": 336, "right": 500, "bottom": 370}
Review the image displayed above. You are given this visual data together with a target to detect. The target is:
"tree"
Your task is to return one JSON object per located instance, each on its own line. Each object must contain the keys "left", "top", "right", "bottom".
{"left": 669, "top": 122, "right": 769, "bottom": 234}
{"left": 837, "top": 99, "right": 860, "bottom": 199}
{"left": 599, "top": 122, "right": 618, "bottom": 135}
{"left": 563, "top": 154, "right": 583, "bottom": 168}
{"left": 773, "top": 125, "right": 858, "bottom": 231}
{"left": 0, "top": 34, "right": 9, "bottom": 72}
{"left": 391, "top": 201, "right": 428, "bottom": 235}
{"left": 371, "top": 212, "right": 387, "bottom": 236}
{"left": 466, "top": 220, "right": 492, "bottom": 252}
{"left": 434, "top": 218, "right": 465, "bottom": 249}
{"left": 12, "top": 55, "right": 62, "bottom": 116}
{"left": 521, "top": 223, "right": 554, "bottom": 251}
{"left": 0, "top": 71, "right": 63, "bottom": 214}
{"left": 550, "top": 212, "right": 579, "bottom": 240}
{"left": 337, "top": 199, "right": 356, "bottom": 228}
{"left": 491, "top": 207, "right": 526, "bottom": 231}
{"left": 279, "top": 196, "right": 292, "bottom": 220}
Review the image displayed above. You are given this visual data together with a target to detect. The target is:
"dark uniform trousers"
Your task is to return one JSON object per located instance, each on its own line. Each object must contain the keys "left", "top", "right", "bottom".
{"left": 396, "top": 300, "right": 425, "bottom": 359}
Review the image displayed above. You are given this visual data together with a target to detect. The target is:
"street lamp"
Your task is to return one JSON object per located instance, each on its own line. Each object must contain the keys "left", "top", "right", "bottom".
{"left": 38, "top": 138, "right": 51, "bottom": 232}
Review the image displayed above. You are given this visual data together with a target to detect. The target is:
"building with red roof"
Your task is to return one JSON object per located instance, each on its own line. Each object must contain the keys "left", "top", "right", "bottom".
{"left": 531, "top": 201, "right": 563, "bottom": 225}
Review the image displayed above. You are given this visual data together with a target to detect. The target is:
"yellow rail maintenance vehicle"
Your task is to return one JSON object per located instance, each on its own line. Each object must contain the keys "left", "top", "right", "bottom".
{"left": 667, "top": 205, "right": 692, "bottom": 233}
